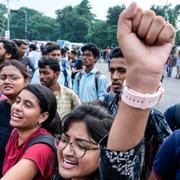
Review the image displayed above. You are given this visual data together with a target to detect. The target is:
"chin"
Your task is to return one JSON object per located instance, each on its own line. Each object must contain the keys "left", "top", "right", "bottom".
{"left": 113, "top": 89, "right": 121, "bottom": 93}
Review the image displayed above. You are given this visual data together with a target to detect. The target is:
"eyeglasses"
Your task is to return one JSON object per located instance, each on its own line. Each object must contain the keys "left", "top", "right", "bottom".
{"left": 55, "top": 134, "right": 98, "bottom": 159}
{"left": 109, "top": 67, "right": 127, "bottom": 74}
{"left": 0, "top": 74, "right": 24, "bottom": 82}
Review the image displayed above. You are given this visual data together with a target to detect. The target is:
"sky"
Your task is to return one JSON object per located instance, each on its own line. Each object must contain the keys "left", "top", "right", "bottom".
{"left": 0, "top": 0, "right": 179, "bottom": 20}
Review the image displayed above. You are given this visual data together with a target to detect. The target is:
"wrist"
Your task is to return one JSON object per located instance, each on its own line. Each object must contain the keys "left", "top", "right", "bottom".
{"left": 126, "top": 67, "right": 163, "bottom": 94}
{"left": 122, "top": 80, "right": 164, "bottom": 109}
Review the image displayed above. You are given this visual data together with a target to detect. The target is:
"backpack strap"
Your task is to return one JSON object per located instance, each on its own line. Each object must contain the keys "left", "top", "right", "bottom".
{"left": 175, "top": 103, "right": 180, "bottom": 128}
{"left": 23, "top": 134, "right": 56, "bottom": 153}
{"left": 95, "top": 71, "right": 102, "bottom": 94}
{"left": 62, "top": 68, "right": 68, "bottom": 87}
{"left": 77, "top": 71, "right": 102, "bottom": 95}
{"left": 77, "top": 72, "right": 83, "bottom": 93}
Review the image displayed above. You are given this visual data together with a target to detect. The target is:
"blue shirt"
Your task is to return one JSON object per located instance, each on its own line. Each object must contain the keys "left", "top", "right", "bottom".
{"left": 73, "top": 67, "right": 107, "bottom": 102}
{"left": 153, "top": 130, "right": 180, "bottom": 180}
{"left": 30, "top": 63, "right": 72, "bottom": 89}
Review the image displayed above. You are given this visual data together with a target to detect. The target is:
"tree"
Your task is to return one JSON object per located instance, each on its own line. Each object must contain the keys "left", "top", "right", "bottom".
{"left": 176, "top": 30, "right": 180, "bottom": 46}
{"left": 0, "top": 4, "right": 7, "bottom": 37}
{"left": 86, "top": 20, "right": 108, "bottom": 48}
{"left": 106, "top": 5, "right": 125, "bottom": 26}
{"left": 10, "top": 7, "right": 60, "bottom": 40}
{"left": 56, "top": 0, "right": 94, "bottom": 42}
{"left": 151, "top": 4, "right": 180, "bottom": 28}
{"left": 76, "top": 0, "right": 95, "bottom": 21}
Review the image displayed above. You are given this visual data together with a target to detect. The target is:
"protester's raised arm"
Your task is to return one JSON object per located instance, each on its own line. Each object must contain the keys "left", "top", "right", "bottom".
{"left": 107, "top": 2, "right": 175, "bottom": 151}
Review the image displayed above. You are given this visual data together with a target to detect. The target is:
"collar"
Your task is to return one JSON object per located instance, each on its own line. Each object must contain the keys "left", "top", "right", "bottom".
{"left": 84, "top": 67, "right": 98, "bottom": 74}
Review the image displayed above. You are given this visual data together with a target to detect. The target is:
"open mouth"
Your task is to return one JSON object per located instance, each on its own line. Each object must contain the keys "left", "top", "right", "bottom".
{"left": 11, "top": 112, "right": 23, "bottom": 121}
{"left": 60, "top": 158, "right": 78, "bottom": 169}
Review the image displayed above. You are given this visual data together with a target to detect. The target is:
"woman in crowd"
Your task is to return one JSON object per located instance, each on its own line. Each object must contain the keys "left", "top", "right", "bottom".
{"left": 0, "top": 60, "right": 29, "bottom": 177}
{"left": 1, "top": 84, "right": 61, "bottom": 179}
{"left": 55, "top": 104, "right": 113, "bottom": 180}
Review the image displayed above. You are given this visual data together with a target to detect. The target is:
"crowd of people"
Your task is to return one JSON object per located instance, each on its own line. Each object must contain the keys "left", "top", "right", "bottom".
{"left": 0, "top": 2, "right": 179, "bottom": 180}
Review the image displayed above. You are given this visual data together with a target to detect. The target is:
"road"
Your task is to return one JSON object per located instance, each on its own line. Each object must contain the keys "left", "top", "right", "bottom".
{"left": 96, "top": 62, "right": 180, "bottom": 112}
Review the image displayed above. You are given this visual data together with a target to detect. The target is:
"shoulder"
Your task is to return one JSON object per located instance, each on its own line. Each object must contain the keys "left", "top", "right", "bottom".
{"left": 24, "top": 143, "right": 53, "bottom": 157}
{"left": 95, "top": 71, "right": 106, "bottom": 80}
{"left": 165, "top": 104, "right": 176, "bottom": 114}
{"left": 22, "top": 130, "right": 55, "bottom": 160}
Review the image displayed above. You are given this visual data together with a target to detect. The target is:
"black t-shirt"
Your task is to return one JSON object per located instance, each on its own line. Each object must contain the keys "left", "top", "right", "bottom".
{"left": 0, "top": 100, "right": 12, "bottom": 177}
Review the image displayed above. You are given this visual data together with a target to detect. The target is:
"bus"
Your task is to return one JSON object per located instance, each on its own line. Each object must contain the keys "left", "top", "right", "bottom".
{"left": 56, "top": 40, "right": 84, "bottom": 51}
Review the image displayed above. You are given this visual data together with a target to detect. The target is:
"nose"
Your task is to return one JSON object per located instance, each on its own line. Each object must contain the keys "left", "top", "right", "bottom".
{"left": 12, "top": 101, "right": 23, "bottom": 111}
{"left": 3, "top": 77, "right": 11, "bottom": 83}
{"left": 61, "top": 143, "right": 75, "bottom": 156}
{"left": 40, "top": 73, "right": 45, "bottom": 80}
{"left": 112, "top": 70, "right": 120, "bottom": 80}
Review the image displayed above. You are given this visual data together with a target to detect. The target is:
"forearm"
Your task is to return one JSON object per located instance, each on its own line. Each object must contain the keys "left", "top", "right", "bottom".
{"left": 107, "top": 100, "right": 150, "bottom": 150}
{"left": 107, "top": 69, "right": 161, "bottom": 151}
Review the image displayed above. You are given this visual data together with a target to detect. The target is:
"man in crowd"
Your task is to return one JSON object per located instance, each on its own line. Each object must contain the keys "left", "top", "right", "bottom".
{"left": 38, "top": 57, "right": 81, "bottom": 119}
{"left": 14, "top": 40, "right": 36, "bottom": 78}
{"left": 60, "top": 47, "right": 70, "bottom": 70}
{"left": 28, "top": 43, "right": 41, "bottom": 69}
{"left": 103, "top": 47, "right": 127, "bottom": 116}
{"left": 70, "top": 49, "right": 83, "bottom": 84}
{"left": 31, "top": 44, "right": 72, "bottom": 88}
{"left": 73, "top": 43, "right": 107, "bottom": 103}
{"left": 0, "top": 40, "right": 19, "bottom": 63}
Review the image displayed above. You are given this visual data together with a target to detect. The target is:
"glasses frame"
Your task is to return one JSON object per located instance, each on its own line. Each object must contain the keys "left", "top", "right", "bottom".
{"left": 0, "top": 74, "right": 24, "bottom": 82}
{"left": 55, "top": 134, "right": 99, "bottom": 159}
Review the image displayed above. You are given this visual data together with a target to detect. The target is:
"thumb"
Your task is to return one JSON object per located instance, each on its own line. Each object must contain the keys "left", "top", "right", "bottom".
{"left": 117, "top": 2, "right": 138, "bottom": 40}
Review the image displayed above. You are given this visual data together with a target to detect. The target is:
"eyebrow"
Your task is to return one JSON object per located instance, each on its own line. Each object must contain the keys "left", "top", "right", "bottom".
{"left": 64, "top": 133, "right": 97, "bottom": 145}
{"left": 0, "top": 74, "right": 21, "bottom": 76}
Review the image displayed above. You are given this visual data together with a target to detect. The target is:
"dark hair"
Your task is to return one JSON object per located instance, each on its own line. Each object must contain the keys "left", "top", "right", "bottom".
{"left": 29, "top": 44, "right": 37, "bottom": 51}
{"left": 109, "top": 47, "right": 124, "bottom": 59}
{"left": 14, "top": 40, "right": 27, "bottom": 47}
{"left": 46, "top": 44, "right": 61, "bottom": 54}
{"left": 62, "top": 104, "right": 113, "bottom": 180}
{"left": 81, "top": 43, "right": 100, "bottom": 59}
{"left": 63, "top": 104, "right": 113, "bottom": 144}
{"left": 38, "top": 57, "right": 60, "bottom": 72}
{"left": 23, "top": 84, "right": 62, "bottom": 135}
{"left": 0, "top": 59, "right": 29, "bottom": 79}
{"left": 0, "top": 40, "right": 20, "bottom": 60}
{"left": 61, "top": 48, "right": 67, "bottom": 55}
{"left": 71, "top": 50, "right": 77, "bottom": 56}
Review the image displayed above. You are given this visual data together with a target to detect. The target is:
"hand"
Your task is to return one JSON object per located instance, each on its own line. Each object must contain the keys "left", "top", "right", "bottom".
{"left": 117, "top": 2, "right": 176, "bottom": 92}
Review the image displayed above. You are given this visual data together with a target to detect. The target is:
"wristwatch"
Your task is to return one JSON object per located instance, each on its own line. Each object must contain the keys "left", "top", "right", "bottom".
{"left": 122, "top": 81, "right": 164, "bottom": 109}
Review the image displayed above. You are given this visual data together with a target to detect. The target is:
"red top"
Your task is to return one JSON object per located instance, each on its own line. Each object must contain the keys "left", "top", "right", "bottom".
{"left": 2, "top": 128, "right": 55, "bottom": 180}
{"left": 0, "top": 94, "right": 7, "bottom": 101}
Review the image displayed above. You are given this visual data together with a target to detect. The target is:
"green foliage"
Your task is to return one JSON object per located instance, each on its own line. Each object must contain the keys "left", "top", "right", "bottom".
{"left": 86, "top": 20, "right": 108, "bottom": 48}
{"left": 176, "top": 30, "right": 180, "bottom": 46}
{"left": 56, "top": 0, "right": 94, "bottom": 43}
{"left": 10, "top": 7, "right": 59, "bottom": 40}
{"left": 151, "top": 4, "right": 180, "bottom": 28}
{"left": 0, "top": 4, "right": 7, "bottom": 36}
{"left": 106, "top": 5, "right": 125, "bottom": 26}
